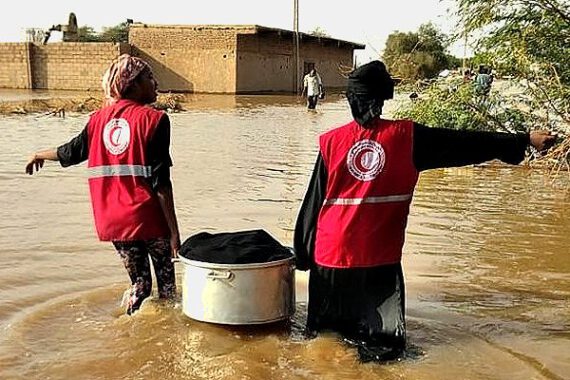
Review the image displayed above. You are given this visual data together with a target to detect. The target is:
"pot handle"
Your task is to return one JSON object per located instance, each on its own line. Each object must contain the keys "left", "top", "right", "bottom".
{"left": 285, "top": 246, "right": 296, "bottom": 256}
{"left": 285, "top": 246, "right": 297, "bottom": 270}
{"left": 207, "top": 270, "right": 234, "bottom": 281}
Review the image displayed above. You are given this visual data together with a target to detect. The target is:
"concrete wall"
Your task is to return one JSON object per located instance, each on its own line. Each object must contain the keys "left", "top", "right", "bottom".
{"left": 0, "top": 43, "right": 32, "bottom": 89}
{"left": 30, "top": 42, "right": 129, "bottom": 90}
{"left": 236, "top": 33, "right": 354, "bottom": 93}
{"left": 129, "top": 25, "right": 237, "bottom": 93}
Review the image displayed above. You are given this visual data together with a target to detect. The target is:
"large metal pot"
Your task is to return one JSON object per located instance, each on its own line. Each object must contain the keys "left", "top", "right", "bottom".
{"left": 175, "top": 254, "right": 295, "bottom": 325}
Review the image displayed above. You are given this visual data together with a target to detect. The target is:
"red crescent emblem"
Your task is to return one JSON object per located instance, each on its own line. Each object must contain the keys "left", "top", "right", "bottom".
{"left": 103, "top": 118, "right": 131, "bottom": 155}
{"left": 109, "top": 125, "right": 122, "bottom": 147}
{"left": 355, "top": 149, "right": 374, "bottom": 172}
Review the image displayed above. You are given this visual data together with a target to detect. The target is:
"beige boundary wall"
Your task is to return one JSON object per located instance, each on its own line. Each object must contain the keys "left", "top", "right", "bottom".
{"left": 30, "top": 42, "right": 130, "bottom": 90}
{"left": 0, "top": 25, "right": 363, "bottom": 93}
{"left": 0, "top": 43, "right": 32, "bottom": 89}
{"left": 0, "top": 42, "right": 129, "bottom": 91}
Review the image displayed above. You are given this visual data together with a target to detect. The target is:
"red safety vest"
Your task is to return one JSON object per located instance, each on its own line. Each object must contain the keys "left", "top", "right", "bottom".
{"left": 315, "top": 118, "right": 419, "bottom": 268}
{"left": 87, "top": 99, "right": 169, "bottom": 241}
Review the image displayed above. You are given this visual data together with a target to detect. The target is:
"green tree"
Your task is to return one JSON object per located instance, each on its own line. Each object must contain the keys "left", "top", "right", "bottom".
{"left": 393, "top": 0, "right": 570, "bottom": 172}
{"left": 394, "top": 81, "right": 536, "bottom": 133}
{"left": 77, "top": 26, "right": 100, "bottom": 42}
{"left": 446, "top": 54, "right": 463, "bottom": 69}
{"left": 99, "top": 22, "right": 130, "bottom": 43}
{"left": 382, "top": 23, "right": 451, "bottom": 81}
{"left": 308, "top": 26, "right": 330, "bottom": 38}
{"left": 455, "top": 0, "right": 570, "bottom": 126}
{"left": 76, "top": 22, "right": 129, "bottom": 43}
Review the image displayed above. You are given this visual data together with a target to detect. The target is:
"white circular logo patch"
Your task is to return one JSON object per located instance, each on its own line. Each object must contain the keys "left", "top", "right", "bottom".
{"left": 103, "top": 118, "right": 130, "bottom": 155}
{"left": 346, "top": 139, "right": 386, "bottom": 181}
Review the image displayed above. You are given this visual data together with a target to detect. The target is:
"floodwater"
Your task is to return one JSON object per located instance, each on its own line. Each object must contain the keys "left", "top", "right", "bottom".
{"left": 1, "top": 94, "right": 569, "bottom": 380}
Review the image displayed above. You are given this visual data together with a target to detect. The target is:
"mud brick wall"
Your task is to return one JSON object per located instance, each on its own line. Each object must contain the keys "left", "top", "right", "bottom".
{"left": 236, "top": 33, "right": 354, "bottom": 93}
{"left": 0, "top": 43, "right": 32, "bottom": 89}
{"left": 129, "top": 25, "right": 238, "bottom": 93}
{"left": 30, "top": 42, "right": 129, "bottom": 91}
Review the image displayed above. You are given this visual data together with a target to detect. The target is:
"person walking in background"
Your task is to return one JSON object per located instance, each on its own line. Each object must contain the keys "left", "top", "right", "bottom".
{"left": 474, "top": 64, "right": 493, "bottom": 97}
{"left": 302, "top": 68, "right": 323, "bottom": 110}
{"left": 462, "top": 68, "right": 473, "bottom": 83}
{"left": 25, "top": 54, "right": 181, "bottom": 315}
{"left": 294, "top": 60, "right": 555, "bottom": 362}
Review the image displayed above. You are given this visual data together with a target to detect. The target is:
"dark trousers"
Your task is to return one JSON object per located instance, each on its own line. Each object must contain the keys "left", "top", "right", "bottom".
{"left": 113, "top": 239, "right": 176, "bottom": 314}
{"left": 307, "top": 95, "right": 319, "bottom": 110}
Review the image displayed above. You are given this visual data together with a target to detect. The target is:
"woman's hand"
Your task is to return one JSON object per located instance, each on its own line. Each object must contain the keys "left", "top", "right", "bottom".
{"left": 25, "top": 149, "right": 59, "bottom": 175}
{"left": 530, "top": 131, "right": 556, "bottom": 152}
{"left": 25, "top": 154, "right": 45, "bottom": 175}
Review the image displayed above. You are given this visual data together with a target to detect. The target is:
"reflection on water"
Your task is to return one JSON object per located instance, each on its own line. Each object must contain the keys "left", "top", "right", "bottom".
{"left": 0, "top": 94, "right": 569, "bottom": 379}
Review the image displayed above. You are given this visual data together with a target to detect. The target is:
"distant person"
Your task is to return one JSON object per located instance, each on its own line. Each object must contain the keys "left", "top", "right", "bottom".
{"left": 302, "top": 68, "right": 324, "bottom": 110}
{"left": 294, "top": 60, "right": 554, "bottom": 362}
{"left": 475, "top": 65, "right": 493, "bottom": 96}
{"left": 462, "top": 68, "right": 472, "bottom": 83}
{"left": 25, "top": 54, "right": 181, "bottom": 315}
{"left": 42, "top": 30, "right": 51, "bottom": 45}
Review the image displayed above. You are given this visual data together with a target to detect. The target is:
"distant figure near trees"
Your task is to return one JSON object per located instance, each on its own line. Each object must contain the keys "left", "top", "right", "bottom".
{"left": 462, "top": 68, "right": 473, "bottom": 83}
{"left": 474, "top": 65, "right": 493, "bottom": 97}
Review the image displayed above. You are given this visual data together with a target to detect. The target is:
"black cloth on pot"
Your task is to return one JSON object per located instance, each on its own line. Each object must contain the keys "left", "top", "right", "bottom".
{"left": 180, "top": 229, "right": 292, "bottom": 264}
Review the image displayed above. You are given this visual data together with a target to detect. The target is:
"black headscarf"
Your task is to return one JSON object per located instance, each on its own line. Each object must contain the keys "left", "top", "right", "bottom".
{"left": 346, "top": 60, "right": 394, "bottom": 127}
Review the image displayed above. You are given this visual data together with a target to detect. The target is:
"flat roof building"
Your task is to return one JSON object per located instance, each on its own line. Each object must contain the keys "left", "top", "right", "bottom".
{"left": 129, "top": 24, "right": 365, "bottom": 93}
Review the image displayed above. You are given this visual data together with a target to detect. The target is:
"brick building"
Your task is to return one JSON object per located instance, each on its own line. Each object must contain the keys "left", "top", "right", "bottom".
{"left": 0, "top": 24, "right": 364, "bottom": 94}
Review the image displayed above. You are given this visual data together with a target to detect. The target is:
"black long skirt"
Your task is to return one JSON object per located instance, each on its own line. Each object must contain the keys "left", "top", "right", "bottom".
{"left": 306, "top": 262, "right": 406, "bottom": 362}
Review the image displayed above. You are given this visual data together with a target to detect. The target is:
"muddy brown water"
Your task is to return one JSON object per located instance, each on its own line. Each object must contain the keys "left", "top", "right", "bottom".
{"left": 1, "top": 94, "right": 569, "bottom": 380}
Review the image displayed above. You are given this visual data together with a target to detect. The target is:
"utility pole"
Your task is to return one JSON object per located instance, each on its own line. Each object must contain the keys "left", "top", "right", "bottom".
{"left": 461, "top": 5, "right": 468, "bottom": 75}
{"left": 293, "top": 0, "right": 300, "bottom": 94}
{"left": 462, "top": 30, "right": 468, "bottom": 74}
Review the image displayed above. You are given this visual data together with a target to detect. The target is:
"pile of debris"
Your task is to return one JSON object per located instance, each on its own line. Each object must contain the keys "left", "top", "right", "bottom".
{"left": 0, "top": 93, "right": 186, "bottom": 116}
{"left": 0, "top": 97, "right": 100, "bottom": 116}
{"left": 531, "top": 135, "right": 570, "bottom": 178}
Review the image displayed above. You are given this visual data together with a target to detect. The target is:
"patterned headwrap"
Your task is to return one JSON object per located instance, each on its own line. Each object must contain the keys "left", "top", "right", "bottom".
{"left": 102, "top": 54, "right": 151, "bottom": 104}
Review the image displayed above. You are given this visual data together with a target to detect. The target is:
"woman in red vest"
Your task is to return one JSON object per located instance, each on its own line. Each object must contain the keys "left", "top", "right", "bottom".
{"left": 294, "top": 60, "right": 555, "bottom": 361}
{"left": 25, "top": 54, "right": 180, "bottom": 315}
